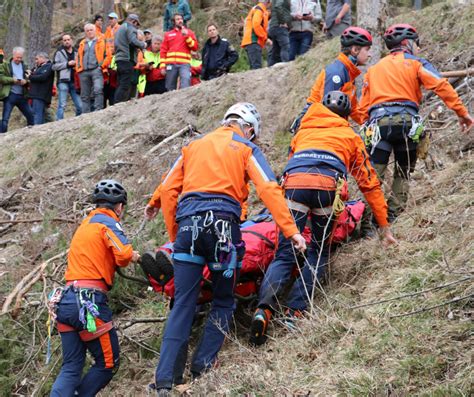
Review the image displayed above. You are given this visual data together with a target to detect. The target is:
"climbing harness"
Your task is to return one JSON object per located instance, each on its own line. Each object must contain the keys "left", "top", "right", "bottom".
{"left": 46, "top": 287, "right": 67, "bottom": 364}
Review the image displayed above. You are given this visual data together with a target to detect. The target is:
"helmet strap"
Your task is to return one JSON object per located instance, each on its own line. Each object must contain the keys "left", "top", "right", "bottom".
{"left": 223, "top": 118, "right": 254, "bottom": 140}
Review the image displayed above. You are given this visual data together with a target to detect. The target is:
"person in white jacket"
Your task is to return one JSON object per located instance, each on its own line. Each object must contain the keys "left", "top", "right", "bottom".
{"left": 289, "top": 0, "right": 322, "bottom": 60}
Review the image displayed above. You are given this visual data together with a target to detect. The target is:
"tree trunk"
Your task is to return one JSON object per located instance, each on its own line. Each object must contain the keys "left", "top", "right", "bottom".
{"left": 102, "top": 0, "right": 114, "bottom": 14}
{"left": 67, "top": 0, "right": 74, "bottom": 14}
{"left": 27, "top": 0, "right": 54, "bottom": 66}
{"left": 4, "top": 1, "right": 30, "bottom": 56}
{"left": 357, "top": 0, "right": 388, "bottom": 64}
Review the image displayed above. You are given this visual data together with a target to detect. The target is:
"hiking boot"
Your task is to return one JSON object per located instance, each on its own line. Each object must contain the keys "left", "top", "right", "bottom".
{"left": 282, "top": 308, "right": 303, "bottom": 331}
{"left": 249, "top": 308, "right": 272, "bottom": 346}
{"left": 140, "top": 250, "right": 174, "bottom": 286}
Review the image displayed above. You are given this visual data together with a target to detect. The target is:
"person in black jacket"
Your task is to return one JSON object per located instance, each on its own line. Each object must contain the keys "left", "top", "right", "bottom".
{"left": 29, "top": 52, "right": 54, "bottom": 125}
{"left": 201, "top": 24, "right": 238, "bottom": 81}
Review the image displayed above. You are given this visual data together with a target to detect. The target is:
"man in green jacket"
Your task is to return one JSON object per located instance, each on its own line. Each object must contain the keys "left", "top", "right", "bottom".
{"left": 1, "top": 47, "right": 34, "bottom": 133}
{"left": 268, "top": 0, "right": 292, "bottom": 66}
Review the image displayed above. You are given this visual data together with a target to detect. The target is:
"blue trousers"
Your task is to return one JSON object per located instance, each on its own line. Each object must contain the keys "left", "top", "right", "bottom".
{"left": 155, "top": 214, "right": 244, "bottom": 389}
{"left": 165, "top": 63, "right": 191, "bottom": 91}
{"left": 56, "top": 81, "right": 82, "bottom": 120}
{"left": 32, "top": 98, "right": 46, "bottom": 125}
{"left": 289, "top": 31, "right": 313, "bottom": 61}
{"left": 1, "top": 92, "right": 34, "bottom": 132}
{"left": 268, "top": 26, "right": 290, "bottom": 66}
{"left": 245, "top": 43, "right": 263, "bottom": 70}
{"left": 258, "top": 188, "right": 335, "bottom": 312}
{"left": 50, "top": 289, "right": 120, "bottom": 397}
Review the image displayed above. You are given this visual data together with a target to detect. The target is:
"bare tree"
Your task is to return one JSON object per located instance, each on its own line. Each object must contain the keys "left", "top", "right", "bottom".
{"left": 102, "top": 0, "right": 114, "bottom": 14}
{"left": 4, "top": 1, "right": 30, "bottom": 55}
{"left": 357, "top": 0, "right": 388, "bottom": 64}
{"left": 27, "top": 0, "right": 54, "bottom": 66}
{"left": 67, "top": 0, "right": 74, "bottom": 14}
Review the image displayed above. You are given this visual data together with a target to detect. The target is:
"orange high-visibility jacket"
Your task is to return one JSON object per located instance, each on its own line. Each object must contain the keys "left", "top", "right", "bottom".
{"left": 306, "top": 53, "right": 364, "bottom": 125}
{"left": 160, "top": 27, "right": 198, "bottom": 66}
{"left": 105, "top": 24, "right": 120, "bottom": 44}
{"left": 65, "top": 208, "right": 133, "bottom": 288}
{"left": 359, "top": 51, "right": 469, "bottom": 122}
{"left": 160, "top": 126, "right": 299, "bottom": 241}
{"left": 290, "top": 103, "right": 389, "bottom": 227}
{"left": 76, "top": 37, "right": 112, "bottom": 73}
{"left": 241, "top": 3, "right": 269, "bottom": 48}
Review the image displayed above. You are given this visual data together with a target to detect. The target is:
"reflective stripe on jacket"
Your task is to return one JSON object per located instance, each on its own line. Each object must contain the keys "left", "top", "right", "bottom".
{"left": 241, "top": 3, "right": 269, "bottom": 48}
{"left": 306, "top": 52, "right": 364, "bottom": 124}
{"left": 160, "top": 28, "right": 198, "bottom": 66}
{"left": 76, "top": 37, "right": 111, "bottom": 73}
{"left": 359, "top": 51, "right": 468, "bottom": 122}
{"left": 65, "top": 208, "right": 133, "bottom": 288}
{"left": 160, "top": 126, "right": 299, "bottom": 241}
{"left": 292, "top": 103, "right": 389, "bottom": 227}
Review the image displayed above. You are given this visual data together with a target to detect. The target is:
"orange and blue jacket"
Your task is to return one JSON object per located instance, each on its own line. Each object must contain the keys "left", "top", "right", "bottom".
{"left": 160, "top": 27, "right": 198, "bottom": 66}
{"left": 105, "top": 24, "right": 120, "bottom": 45}
{"left": 159, "top": 125, "right": 299, "bottom": 241}
{"left": 287, "top": 102, "right": 389, "bottom": 227}
{"left": 241, "top": 3, "right": 269, "bottom": 48}
{"left": 65, "top": 208, "right": 133, "bottom": 288}
{"left": 303, "top": 53, "right": 364, "bottom": 125}
{"left": 76, "top": 37, "right": 112, "bottom": 73}
{"left": 359, "top": 51, "right": 469, "bottom": 122}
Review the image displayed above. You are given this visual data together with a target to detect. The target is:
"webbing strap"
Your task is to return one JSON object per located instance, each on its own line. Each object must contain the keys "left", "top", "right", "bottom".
{"left": 286, "top": 198, "right": 333, "bottom": 216}
{"left": 312, "top": 206, "right": 334, "bottom": 216}
{"left": 79, "top": 321, "right": 113, "bottom": 342}
{"left": 172, "top": 252, "right": 206, "bottom": 265}
{"left": 241, "top": 230, "right": 275, "bottom": 249}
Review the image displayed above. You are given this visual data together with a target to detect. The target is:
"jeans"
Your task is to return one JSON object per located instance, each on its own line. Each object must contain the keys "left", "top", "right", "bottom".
{"left": 289, "top": 31, "right": 313, "bottom": 60}
{"left": 245, "top": 43, "right": 262, "bottom": 69}
{"left": 165, "top": 64, "right": 191, "bottom": 92}
{"left": 56, "top": 81, "right": 82, "bottom": 120}
{"left": 79, "top": 68, "right": 104, "bottom": 113}
{"left": 1, "top": 92, "right": 34, "bottom": 133}
{"left": 50, "top": 288, "right": 120, "bottom": 397}
{"left": 155, "top": 214, "right": 244, "bottom": 390}
{"left": 258, "top": 188, "right": 335, "bottom": 313}
{"left": 31, "top": 98, "right": 46, "bottom": 125}
{"left": 268, "top": 26, "right": 290, "bottom": 66}
{"left": 115, "top": 60, "right": 135, "bottom": 103}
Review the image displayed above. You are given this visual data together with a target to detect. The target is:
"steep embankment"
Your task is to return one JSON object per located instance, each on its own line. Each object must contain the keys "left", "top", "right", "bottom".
{"left": 0, "top": 3, "right": 472, "bottom": 396}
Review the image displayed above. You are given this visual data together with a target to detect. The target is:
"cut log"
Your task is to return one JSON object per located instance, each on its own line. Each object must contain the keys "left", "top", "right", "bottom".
{"left": 440, "top": 68, "right": 474, "bottom": 78}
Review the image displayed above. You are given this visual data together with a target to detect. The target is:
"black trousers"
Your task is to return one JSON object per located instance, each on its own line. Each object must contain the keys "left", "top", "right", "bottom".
{"left": 115, "top": 60, "right": 134, "bottom": 103}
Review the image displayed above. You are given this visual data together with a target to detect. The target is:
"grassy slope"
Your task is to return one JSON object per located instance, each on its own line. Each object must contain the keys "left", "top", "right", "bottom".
{"left": 0, "top": 2, "right": 472, "bottom": 396}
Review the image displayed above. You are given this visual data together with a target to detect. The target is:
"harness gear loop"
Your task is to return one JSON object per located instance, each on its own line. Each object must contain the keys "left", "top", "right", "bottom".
{"left": 46, "top": 287, "right": 66, "bottom": 364}
{"left": 333, "top": 178, "right": 346, "bottom": 216}
{"left": 190, "top": 215, "right": 202, "bottom": 256}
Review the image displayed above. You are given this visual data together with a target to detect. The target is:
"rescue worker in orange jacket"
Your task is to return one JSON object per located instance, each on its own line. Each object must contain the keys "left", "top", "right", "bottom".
{"left": 241, "top": 1, "right": 272, "bottom": 69}
{"left": 104, "top": 12, "right": 120, "bottom": 49}
{"left": 290, "top": 26, "right": 372, "bottom": 133}
{"left": 250, "top": 91, "right": 397, "bottom": 346}
{"left": 359, "top": 24, "right": 473, "bottom": 219}
{"left": 160, "top": 13, "right": 198, "bottom": 91}
{"left": 50, "top": 180, "right": 140, "bottom": 397}
{"left": 153, "top": 103, "right": 306, "bottom": 394}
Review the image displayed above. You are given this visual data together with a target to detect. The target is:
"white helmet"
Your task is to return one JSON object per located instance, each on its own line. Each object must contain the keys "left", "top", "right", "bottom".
{"left": 222, "top": 102, "right": 261, "bottom": 141}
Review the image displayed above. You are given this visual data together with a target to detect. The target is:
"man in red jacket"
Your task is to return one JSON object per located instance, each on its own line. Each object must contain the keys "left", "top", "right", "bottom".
{"left": 160, "top": 13, "right": 198, "bottom": 91}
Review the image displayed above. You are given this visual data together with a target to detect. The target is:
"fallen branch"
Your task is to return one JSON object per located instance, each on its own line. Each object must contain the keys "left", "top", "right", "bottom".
{"left": 2, "top": 250, "right": 68, "bottom": 317}
{"left": 116, "top": 267, "right": 149, "bottom": 286}
{"left": 122, "top": 317, "right": 167, "bottom": 329}
{"left": 348, "top": 276, "right": 473, "bottom": 309}
{"left": 440, "top": 68, "right": 474, "bottom": 78}
{"left": 119, "top": 331, "right": 160, "bottom": 356}
{"left": 390, "top": 294, "right": 473, "bottom": 319}
{"left": 0, "top": 217, "right": 76, "bottom": 225}
{"left": 147, "top": 125, "right": 194, "bottom": 155}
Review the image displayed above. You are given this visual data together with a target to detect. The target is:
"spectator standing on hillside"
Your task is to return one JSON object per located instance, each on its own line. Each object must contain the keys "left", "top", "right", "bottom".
{"left": 163, "top": 0, "right": 192, "bottom": 32}
{"left": 105, "top": 12, "right": 120, "bottom": 48}
{"left": 160, "top": 13, "right": 198, "bottom": 91}
{"left": 76, "top": 24, "right": 111, "bottom": 113}
{"left": 241, "top": 1, "right": 272, "bottom": 69}
{"left": 28, "top": 52, "right": 54, "bottom": 125}
{"left": 0, "top": 47, "right": 34, "bottom": 133}
{"left": 114, "top": 14, "right": 147, "bottom": 103}
{"left": 140, "top": 35, "right": 166, "bottom": 96}
{"left": 201, "top": 24, "right": 238, "bottom": 80}
{"left": 144, "top": 29, "right": 153, "bottom": 48}
{"left": 323, "top": 0, "right": 351, "bottom": 38}
{"left": 53, "top": 34, "right": 82, "bottom": 120}
{"left": 268, "top": 0, "right": 292, "bottom": 66}
{"left": 94, "top": 14, "right": 104, "bottom": 37}
{"left": 289, "top": 0, "right": 322, "bottom": 60}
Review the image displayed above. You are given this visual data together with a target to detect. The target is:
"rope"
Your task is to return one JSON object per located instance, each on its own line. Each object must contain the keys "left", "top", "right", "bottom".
{"left": 332, "top": 178, "right": 346, "bottom": 216}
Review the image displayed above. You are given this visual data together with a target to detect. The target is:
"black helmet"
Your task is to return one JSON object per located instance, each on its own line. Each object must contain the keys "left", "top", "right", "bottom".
{"left": 340, "top": 26, "right": 373, "bottom": 47}
{"left": 383, "top": 24, "right": 418, "bottom": 49}
{"left": 322, "top": 91, "right": 351, "bottom": 118}
{"left": 92, "top": 179, "right": 128, "bottom": 205}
